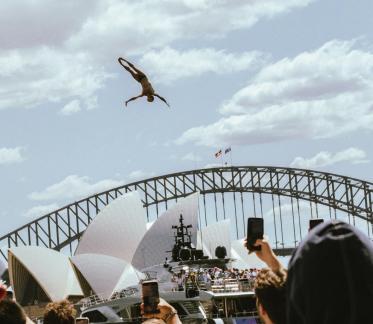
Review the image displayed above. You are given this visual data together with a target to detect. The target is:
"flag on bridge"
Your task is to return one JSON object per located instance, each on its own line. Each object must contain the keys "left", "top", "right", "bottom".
{"left": 225, "top": 147, "right": 231, "bottom": 154}
{"left": 215, "top": 149, "right": 222, "bottom": 158}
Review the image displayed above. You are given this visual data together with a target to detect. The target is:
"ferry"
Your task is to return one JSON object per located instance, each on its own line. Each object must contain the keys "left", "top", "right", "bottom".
{"left": 78, "top": 276, "right": 259, "bottom": 323}
{"left": 78, "top": 216, "right": 260, "bottom": 323}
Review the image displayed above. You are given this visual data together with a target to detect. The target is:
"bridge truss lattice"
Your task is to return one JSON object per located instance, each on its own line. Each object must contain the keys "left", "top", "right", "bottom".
{"left": 1, "top": 166, "right": 372, "bottom": 263}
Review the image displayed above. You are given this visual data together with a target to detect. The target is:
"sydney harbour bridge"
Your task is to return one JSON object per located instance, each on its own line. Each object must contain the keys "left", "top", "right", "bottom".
{"left": 1, "top": 166, "right": 372, "bottom": 264}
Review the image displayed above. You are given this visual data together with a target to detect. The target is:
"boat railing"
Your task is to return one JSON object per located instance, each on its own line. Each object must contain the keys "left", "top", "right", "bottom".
{"left": 78, "top": 294, "right": 106, "bottom": 309}
{"left": 78, "top": 287, "right": 138, "bottom": 309}
{"left": 199, "top": 278, "right": 254, "bottom": 293}
{"left": 233, "top": 311, "right": 258, "bottom": 317}
{"left": 208, "top": 310, "right": 258, "bottom": 318}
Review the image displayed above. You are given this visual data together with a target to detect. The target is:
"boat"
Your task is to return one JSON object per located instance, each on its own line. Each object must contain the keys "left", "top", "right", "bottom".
{"left": 78, "top": 215, "right": 260, "bottom": 323}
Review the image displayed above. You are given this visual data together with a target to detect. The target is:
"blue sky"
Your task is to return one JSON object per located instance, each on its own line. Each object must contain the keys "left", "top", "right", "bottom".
{"left": 1, "top": 0, "right": 373, "bottom": 236}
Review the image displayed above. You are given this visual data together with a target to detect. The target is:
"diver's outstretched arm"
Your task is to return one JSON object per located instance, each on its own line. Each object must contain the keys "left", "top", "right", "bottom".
{"left": 154, "top": 94, "right": 170, "bottom": 107}
{"left": 125, "top": 94, "right": 144, "bottom": 106}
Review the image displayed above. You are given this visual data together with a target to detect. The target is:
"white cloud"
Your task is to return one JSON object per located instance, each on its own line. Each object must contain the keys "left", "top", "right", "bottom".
{"left": 28, "top": 175, "right": 124, "bottom": 202}
{"left": 59, "top": 99, "right": 81, "bottom": 116}
{"left": 140, "top": 47, "right": 265, "bottom": 83}
{"left": 0, "top": 0, "right": 313, "bottom": 111}
{"left": 220, "top": 40, "right": 372, "bottom": 115}
{"left": 263, "top": 200, "right": 334, "bottom": 245}
{"left": 0, "top": 47, "right": 110, "bottom": 111}
{"left": 182, "top": 152, "right": 202, "bottom": 162}
{"left": 0, "top": 1, "right": 100, "bottom": 49}
{"left": 67, "top": 0, "right": 313, "bottom": 57}
{"left": 23, "top": 203, "right": 59, "bottom": 219}
{"left": 204, "top": 163, "right": 223, "bottom": 168}
{"left": 177, "top": 40, "right": 373, "bottom": 147}
{"left": 28, "top": 172, "right": 159, "bottom": 203}
{"left": 128, "top": 170, "right": 155, "bottom": 181}
{"left": 0, "top": 147, "right": 25, "bottom": 165}
{"left": 290, "top": 147, "right": 369, "bottom": 169}
{"left": 265, "top": 200, "right": 311, "bottom": 219}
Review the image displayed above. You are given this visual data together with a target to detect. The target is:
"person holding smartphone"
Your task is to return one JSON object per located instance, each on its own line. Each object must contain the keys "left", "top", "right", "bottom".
{"left": 0, "top": 280, "right": 6, "bottom": 301}
{"left": 245, "top": 218, "right": 287, "bottom": 324}
{"left": 141, "top": 298, "right": 181, "bottom": 324}
{"left": 250, "top": 236, "right": 285, "bottom": 275}
{"left": 245, "top": 218, "right": 285, "bottom": 275}
{"left": 245, "top": 237, "right": 287, "bottom": 324}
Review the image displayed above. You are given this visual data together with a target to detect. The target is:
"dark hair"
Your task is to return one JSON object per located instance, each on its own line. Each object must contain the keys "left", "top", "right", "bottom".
{"left": 287, "top": 220, "right": 373, "bottom": 324}
{"left": 254, "top": 268, "right": 286, "bottom": 324}
{"left": 0, "top": 299, "right": 26, "bottom": 324}
{"left": 6, "top": 291, "right": 14, "bottom": 300}
{"left": 43, "top": 300, "right": 76, "bottom": 324}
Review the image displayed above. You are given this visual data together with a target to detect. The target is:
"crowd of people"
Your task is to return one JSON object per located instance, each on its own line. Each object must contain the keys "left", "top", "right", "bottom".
{"left": 0, "top": 289, "right": 76, "bottom": 324}
{"left": 0, "top": 286, "right": 181, "bottom": 324}
{"left": 1, "top": 219, "right": 373, "bottom": 324}
{"left": 171, "top": 266, "right": 260, "bottom": 291}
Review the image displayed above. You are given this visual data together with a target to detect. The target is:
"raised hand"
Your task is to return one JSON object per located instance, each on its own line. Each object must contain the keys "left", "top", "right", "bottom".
{"left": 0, "top": 280, "right": 7, "bottom": 301}
{"left": 244, "top": 236, "right": 284, "bottom": 273}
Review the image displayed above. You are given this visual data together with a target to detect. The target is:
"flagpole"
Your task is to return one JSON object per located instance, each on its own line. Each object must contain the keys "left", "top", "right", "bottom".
{"left": 214, "top": 149, "right": 223, "bottom": 165}
{"left": 224, "top": 147, "right": 233, "bottom": 166}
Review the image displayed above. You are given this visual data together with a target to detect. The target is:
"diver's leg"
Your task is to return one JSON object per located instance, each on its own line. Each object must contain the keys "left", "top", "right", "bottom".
{"left": 119, "top": 58, "right": 138, "bottom": 70}
{"left": 130, "top": 65, "right": 146, "bottom": 77}
{"left": 120, "top": 58, "right": 146, "bottom": 77}
{"left": 118, "top": 58, "right": 139, "bottom": 80}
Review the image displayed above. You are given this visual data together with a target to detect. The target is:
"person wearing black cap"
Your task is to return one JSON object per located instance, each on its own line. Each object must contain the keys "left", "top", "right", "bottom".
{"left": 287, "top": 219, "right": 373, "bottom": 324}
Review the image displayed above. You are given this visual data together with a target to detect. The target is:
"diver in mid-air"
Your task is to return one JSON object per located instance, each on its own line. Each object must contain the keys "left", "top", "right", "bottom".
{"left": 118, "top": 57, "right": 170, "bottom": 107}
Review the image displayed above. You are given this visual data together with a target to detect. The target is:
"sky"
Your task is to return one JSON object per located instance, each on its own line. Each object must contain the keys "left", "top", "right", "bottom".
{"left": 1, "top": 0, "right": 373, "bottom": 236}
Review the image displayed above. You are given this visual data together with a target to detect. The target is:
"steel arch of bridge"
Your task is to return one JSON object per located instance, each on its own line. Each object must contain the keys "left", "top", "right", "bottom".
{"left": 1, "top": 166, "right": 372, "bottom": 263}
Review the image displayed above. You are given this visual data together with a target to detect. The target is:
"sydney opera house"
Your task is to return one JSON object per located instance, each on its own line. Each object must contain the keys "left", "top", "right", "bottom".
{"left": 5, "top": 191, "right": 264, "bottom": 307}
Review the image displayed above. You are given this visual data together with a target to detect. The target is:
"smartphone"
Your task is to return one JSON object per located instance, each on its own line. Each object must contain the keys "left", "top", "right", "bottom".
{"left": 75, "top": 318, "right": 89, "bottom": 324}
{"left": 142, "top": 280, "right": 160, "bottom": 314}
{"left": 309, "top": 219, "right": 324, "bottom": 231}
{"left": 247, "top": 217, "right": 264, "bottom": 252}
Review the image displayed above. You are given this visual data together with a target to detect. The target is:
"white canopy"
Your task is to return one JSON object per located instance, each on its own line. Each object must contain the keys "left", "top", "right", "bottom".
{"left": 132, "top": 192, "right": 200, "bottom": 270}
{"left": 230, "top": 239, "right": 266, "bottom": 269}
{"left": 75, "top": 191, "right": 147, "bottom": 263}
{"left": 71, "top": 253, "right": 141, "bottom": 299}
{"left": 198, "top": 219, "right": 231, "bottom": 258}
{"left": 9, "top": 246, "right": 83, "bottom": 303}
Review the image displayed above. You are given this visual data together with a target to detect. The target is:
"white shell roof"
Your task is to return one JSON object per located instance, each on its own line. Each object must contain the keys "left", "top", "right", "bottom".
{"left": 71, "top": 253, "right": 141, "bottom": 299}
{"left": 75, "top": 191, "right": 147, "bottom": 262}
{"left": 198, "top": 219, "right": 231, "bottom": 258}
{"left": 132, "top": 192, "right": 200, "bottom": 270}
{"left": 230, "top": 239, "right": 266, "bottom": 269}
{"left": 9, "top": 246, "right": 82, "bottom": 302}
{"left": 0, "top": 259, "right": 6, "bottom": 277}
{"left": 112, "top": 263, "right": 144, "bottom": 293}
